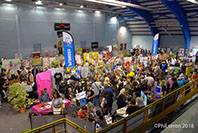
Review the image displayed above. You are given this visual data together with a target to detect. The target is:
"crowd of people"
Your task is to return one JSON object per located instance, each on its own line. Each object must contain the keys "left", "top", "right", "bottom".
{"left": 0, "top": 49, "right": 198, "bottom": 129}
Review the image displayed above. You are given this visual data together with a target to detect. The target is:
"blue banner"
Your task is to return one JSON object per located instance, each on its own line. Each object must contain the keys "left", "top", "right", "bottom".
{"left": 63, "top": 32, "right": 75, "bottom": 69}
{"left": 152, "top": 33, "right": 159, "bottom": 55}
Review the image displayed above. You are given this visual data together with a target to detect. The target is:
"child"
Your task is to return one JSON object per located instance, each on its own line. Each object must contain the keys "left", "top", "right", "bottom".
{"left": 44, "top": 88, "right": 50, "bottom": 100}
{"left": 70, "top": 93, "right": 77, "bottom": 114}
{"left": 44, "top": 88, "right": 49, "bottom": 97}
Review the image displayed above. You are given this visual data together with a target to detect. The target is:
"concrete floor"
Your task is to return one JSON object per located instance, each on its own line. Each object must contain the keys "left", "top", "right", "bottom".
{"left": 0, "top": 101, "right": 31, "bottom": 133}
{"left": 162, "top": 101, "right": 198, "bottom": 133}
{"left": 2, "top": 95, "right": 198, "bottom": 133}
{"left": 0, "top": 99, "right": 119, "bottom": 133}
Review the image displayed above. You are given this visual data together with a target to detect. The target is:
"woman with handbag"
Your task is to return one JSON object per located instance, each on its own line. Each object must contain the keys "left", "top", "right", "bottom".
{"left": 50, "top": 92, "right": 64, "bottom": 115}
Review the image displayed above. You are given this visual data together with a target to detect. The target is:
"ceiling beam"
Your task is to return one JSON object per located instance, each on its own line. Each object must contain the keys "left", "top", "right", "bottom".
{"left": 121, "top": 0, "right": 158, "bottom": 36}
{"left": 160, "top": 0, "right": 191, "bottom": 49}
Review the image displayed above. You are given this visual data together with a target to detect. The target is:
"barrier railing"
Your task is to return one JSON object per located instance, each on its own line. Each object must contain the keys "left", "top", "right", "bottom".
{"left": 97, "top": 78, "right": 198, "bottom": 133}
{"left": 26, "top": 78, "right": 198, "bottom": 133}
{"left": 29, "top": 111, "right": 95, "bottom": 133}
{"left": 26, "top": 118, "right": 90, "bottom": 133}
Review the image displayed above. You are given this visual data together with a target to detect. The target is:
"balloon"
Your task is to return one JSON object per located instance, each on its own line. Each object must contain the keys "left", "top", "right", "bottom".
{"left": 21, "top": 61, "right": 24, "bottom": 65}
{"left": 10, "top": 61, "right": 13, "bottom": 64}
{"left": 0, "top": 65, "right": 1, "bottom": 68}
{"left": 18, "top": 61, "right": 21, "bottom": 64}
{"left": 10, "top": 64, "right": 13, "bottom": 67}
{"left": 1, "top": 65, "right": 5, "bottom": 69}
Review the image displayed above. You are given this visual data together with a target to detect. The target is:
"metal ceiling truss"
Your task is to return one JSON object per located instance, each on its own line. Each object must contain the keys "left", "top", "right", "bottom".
{"left": 119, "top": 0, "right": 158, "bottom": 36}
{"left": 160, "top": 0, "right": 191, "bottom": 49}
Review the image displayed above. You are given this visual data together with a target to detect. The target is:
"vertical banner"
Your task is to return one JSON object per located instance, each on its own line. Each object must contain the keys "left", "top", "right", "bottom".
{"left": 63, "top": 32, "right": 75, "bottom": 69}
{"left": 152, "top": 33, "right": 159, "bottom": 55}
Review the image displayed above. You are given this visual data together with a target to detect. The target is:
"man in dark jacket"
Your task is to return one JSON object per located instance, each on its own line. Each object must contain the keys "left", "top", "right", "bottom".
{"left": 32, "top": 66, "right": 39, "bottom": 76}
{"left": 117, "top": 91, "right": 128, "bottom": 109}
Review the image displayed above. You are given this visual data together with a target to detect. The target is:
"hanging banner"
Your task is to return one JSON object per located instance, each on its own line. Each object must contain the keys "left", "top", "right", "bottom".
{"left": 152, "top": 33, "right": 159, "bottom": 55}
{"left": 63, "top": 32, "right": 75, "bottom": 69}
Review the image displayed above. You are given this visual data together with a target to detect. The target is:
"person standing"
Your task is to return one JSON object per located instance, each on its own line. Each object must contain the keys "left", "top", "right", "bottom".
{"left": 100, "top": 91, "right": 108, "bottom": 116}
{"left": 27, "top": 71, "right": 34, "bottom": 83}
{"left": 0, "top": 74, "right": 6, "bottom": 98}
{"left": 31, "top": 66, "right": 39, "bottom": 77}
{"left": 91, "top": 78, "right": 102, "bottom": 107}
{"left": 196, "top": 51, "right": 198, "bottom": 64}
{"left": 86, "top": 85, "right": 95, "bottom": 103}
{"left": 101, "top": 83, "right": 114, "bottom": 114}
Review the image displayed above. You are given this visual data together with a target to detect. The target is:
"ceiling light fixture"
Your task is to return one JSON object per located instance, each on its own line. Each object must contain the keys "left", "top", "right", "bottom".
{"left": 186, "top": 0, "right": 198, "bottom": 4}
{"left": 59, "top": 3, "right": 63, "bottom": 6}
{"left": 5, "top": 0, "right": 12, "bottom": 2}
{"left": 35, "top": 0, "right": 42, "bottom": 5}
{"left": 85, "top": 0, "right": 153, "bottom": 11}
{"left": 80, "top": 5, "right": 84, "bottom": 8}
{"left": 85, "top": 0, "right": 126, "bottom": 8}
{"left": 95, "top": 10, "right": 101, "bottom": 13}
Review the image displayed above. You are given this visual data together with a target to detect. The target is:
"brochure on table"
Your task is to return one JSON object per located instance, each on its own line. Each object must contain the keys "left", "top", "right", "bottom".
{"left": 76, "top": 91, "right": 86, "bottom": 100}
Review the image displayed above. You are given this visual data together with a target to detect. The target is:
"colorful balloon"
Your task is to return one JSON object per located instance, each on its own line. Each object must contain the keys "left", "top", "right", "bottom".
{"left": 21, "top": 61, "right": 24, "bottom": 65}
{"left": 10, "top": 64, "right": 13, "bottom": 67}
{"left": 1, "top": 65, "right": 5, "bottom": 69}
{"left": 18, "top": 61, "right": 21, "bottom": 64}
{"left": 0, "top": 65, "right": 1, "bottom": 68}
{"left": 10, "top": 61, "right": 13, "bottom": 64}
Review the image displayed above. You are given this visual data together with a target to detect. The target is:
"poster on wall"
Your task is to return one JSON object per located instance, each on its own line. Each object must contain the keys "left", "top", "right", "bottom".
{"left": 63, "top": 32, "right": 75, "bottom": 69}
{"left": 89, "top": 52, "right": 98, "bottom": 63}
{"left": 32, "top": 58, "right": 42, "bottom": 66}
{"left": 15, "top": 53, "right": 22, "bottom": 60}
{"left": 43, "top": 58, "right": 50, "bottom": 69}
{"left": 77, "top": 48, "right": 82, "bottom": 54}
{"left": 81, "top": 67, "right": 88, "bottom": 78}
{"left": 75, "top": 55, "right": 82, "bottom": 65}
{"left": 152, "top": 33, "right": 159, "bottom": 55}
{"left": 96, "top": 65, "right": 103, "bottom": 74}
{"left": 42, "top": 50, "right": 51, "bottom": 57}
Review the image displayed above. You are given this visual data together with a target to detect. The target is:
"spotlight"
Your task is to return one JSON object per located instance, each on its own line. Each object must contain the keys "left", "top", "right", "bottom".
{"left": 35, "top": 0, "right": 42, "bottom": 5}
{"left": 59, "top": 3, "right": 63, "bottom": 6}
{"left": 80, "top": 5, "right": 84, "bottom": 8}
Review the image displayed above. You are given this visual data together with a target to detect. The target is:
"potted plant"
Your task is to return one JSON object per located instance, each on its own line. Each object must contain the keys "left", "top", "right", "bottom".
{"left": 113, "top": 45, "right": 118, "bottom": 51}
{"left": 124, "top": 53, "right": 131, "bottom": 57}
{"left": 170, "top": 53, "right": 175, "bottom": 58}
{"left": 7, "top": 83, "right": 34, "bottom": 113}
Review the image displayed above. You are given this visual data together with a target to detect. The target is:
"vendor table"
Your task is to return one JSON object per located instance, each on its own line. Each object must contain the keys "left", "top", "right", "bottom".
{"left": 116, "top": 106, "right": 128, "bottom": 118}
{"left": 31, "top": 99, "right": 71, "bottom": 116}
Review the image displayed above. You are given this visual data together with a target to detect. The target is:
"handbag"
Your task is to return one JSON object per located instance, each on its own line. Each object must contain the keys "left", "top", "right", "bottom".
{"left": 53, "top": 107, "right": 61, "bottom": 115}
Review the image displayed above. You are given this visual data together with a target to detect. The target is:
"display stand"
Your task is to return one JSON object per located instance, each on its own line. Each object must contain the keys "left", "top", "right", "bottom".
{"left": 36, "top": 71, "right": 52, "bottom": 97}
{"left": 48, "top": 68, "right": 64, "bottom": 91}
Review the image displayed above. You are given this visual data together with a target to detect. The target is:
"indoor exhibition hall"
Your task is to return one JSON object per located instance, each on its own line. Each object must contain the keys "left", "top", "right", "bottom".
{"left": 0, "top": 0, "right": 198, "bottom": 133}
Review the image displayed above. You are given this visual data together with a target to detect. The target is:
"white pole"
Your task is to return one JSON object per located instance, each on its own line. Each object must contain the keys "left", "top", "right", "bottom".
{"left": 16, "top": 14, "right": 21, "bottom": 53}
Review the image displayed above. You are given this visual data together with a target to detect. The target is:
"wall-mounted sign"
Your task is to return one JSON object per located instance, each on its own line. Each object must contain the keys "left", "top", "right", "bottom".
{"left": 91, "top": 42, "right": 98, "bottom": 49}
{"left": 54, "top": 23, "right": 70, "bottom": 31}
